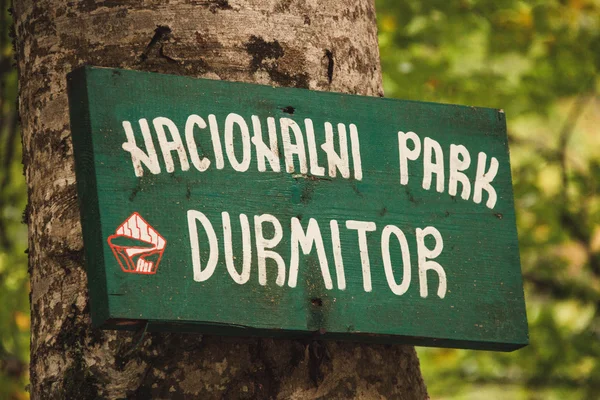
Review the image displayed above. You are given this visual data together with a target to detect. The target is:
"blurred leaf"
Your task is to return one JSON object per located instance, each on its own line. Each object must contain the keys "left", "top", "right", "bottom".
{"left": 377, "top": 0, "right": 600, "bottom": 398}
{"left": 0, "top": 2, "right": 29, "bottom": 399}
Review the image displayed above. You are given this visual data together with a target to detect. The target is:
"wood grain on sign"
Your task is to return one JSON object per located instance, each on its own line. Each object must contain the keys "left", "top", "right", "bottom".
{"left": 67, "top": 66, "right": 528, "bottom": 351}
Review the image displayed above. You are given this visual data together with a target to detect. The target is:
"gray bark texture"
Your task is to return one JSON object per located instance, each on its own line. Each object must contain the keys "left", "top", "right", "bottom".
{"left": 13, "top": 0, "right": 429, "bottom": 398}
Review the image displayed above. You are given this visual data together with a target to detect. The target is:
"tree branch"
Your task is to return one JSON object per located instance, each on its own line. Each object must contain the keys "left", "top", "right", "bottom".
{"left": 553, "top": 89, "right": 600, "bottom": 277}
{"left": 558, "top": 94, "right": 594, "bottom": 197}
{"left": 0, "top": 108, "right": 17, "bottom": 250}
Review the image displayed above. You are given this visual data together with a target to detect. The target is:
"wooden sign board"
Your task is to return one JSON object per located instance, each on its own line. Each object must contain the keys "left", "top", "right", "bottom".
{"left": 67, "top": 66, "right": 528, "bottom": 351}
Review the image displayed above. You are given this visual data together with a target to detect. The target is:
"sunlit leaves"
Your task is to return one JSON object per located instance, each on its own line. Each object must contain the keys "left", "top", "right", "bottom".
{"left": 376, "top": 0, "right": 600, "bottom": 398}
{"left": 0, "top": 3, "right": 29, "bottom": 399}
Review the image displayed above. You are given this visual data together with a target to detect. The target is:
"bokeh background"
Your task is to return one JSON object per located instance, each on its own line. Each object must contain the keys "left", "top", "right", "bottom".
{"left": 1, "top": 1, "right": 599, "bottom": 399}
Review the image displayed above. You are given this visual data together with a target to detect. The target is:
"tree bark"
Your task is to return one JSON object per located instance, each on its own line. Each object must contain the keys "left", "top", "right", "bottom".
{"left": 13, "top": 0, "right": 428, "bottom": 398}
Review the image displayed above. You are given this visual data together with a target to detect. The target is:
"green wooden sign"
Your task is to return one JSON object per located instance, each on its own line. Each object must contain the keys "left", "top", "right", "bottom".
{"left": 67, "top": 66, "right": 528, "bottom": 351}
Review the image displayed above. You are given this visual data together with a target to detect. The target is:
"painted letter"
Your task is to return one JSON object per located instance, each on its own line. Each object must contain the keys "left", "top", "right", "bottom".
{"left": 254, "top": 214, "right": 286, "bottom": 286}
{"left": 208, "top": 114, "right": 225, "bottom": 169}
{"left": 473, "top": 152, "right": 499, "bottom": 209}
{"left": 188, "top": 210, "right": 218, "bottom": 282}
{"left": 222, "top": 212, "right": 252, "bottom": 285}
{"left": 398, "top": 131, "right": 421, "bottom": 185}
{"left": 280, "top": 118, "right": 308, "bottom": 174}
{"left": 349, "top": 124, "right": 363, "bottom": 180}
{"left": 251, "top": 116, "right": 280, "bottom": 172}
{"left": 153, "top": 117, "right": 190, "bottom": 173}
{"left": 416, "top": 226, "right": 446, "bottom": 299}
{"left": 448, "top": 144, "right": 471, "bottom": 200}
{"left": 121, "top": 119, "right": 161, "bottom": 177}
{"left": 346, "top": 220, "right": 377, "bottom": 292}
{"left": 422, "top": 137, "right": 445, "bottom": 193}
{"left": 321, "top": 122, "right": 350, "bottom": 179}
{"left": 288, "top": 217, "right": 333, "bottom": 290}
{"left": 224, "top": 113, "right": 251, "bottom": 172}
{"left": 381, "top": 225, "right": 411, "bottom": 296}
{"left": 304, "top": 119, "right": 326, "bottom": 176}
{"left": 330, "top": 220, "right": 346, "bottom": 290}
{"left": 185, "top": 115, "right": 211, "bottom": 172}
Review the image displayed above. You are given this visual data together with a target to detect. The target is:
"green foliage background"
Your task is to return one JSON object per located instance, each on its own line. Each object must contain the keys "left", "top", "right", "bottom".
{"left": 376, "top": 0, "right": 600, "bottom": 398}
{"left": 0, "top": 2, "right": 29, "bottom": 399}
{"left": 1, "top": 1, "right": 599, "bottom": 398}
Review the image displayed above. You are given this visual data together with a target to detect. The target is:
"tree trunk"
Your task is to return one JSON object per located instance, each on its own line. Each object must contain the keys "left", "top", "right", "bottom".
{"left": 13, "top": 0, "right": 428, "bottom": 398}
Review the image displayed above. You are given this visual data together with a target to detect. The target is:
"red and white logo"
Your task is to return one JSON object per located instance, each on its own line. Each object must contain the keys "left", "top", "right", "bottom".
{"left": 107, "top": 212, "right": 166, "bottom": 275}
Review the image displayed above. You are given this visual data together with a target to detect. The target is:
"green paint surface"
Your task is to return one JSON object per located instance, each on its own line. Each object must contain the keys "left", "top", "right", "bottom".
{"left": 67, "top": 66, "right": 527, "bottom": 351}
